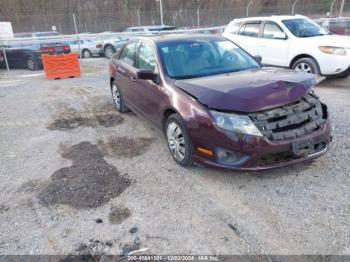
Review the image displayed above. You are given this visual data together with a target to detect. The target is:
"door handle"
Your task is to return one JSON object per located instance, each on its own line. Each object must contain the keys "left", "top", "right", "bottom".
{"left": 130, "top": 76, "right": 137, "bottom": 82}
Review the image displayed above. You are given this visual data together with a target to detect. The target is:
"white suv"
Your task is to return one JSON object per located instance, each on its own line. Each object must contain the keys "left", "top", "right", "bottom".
{"left": 223, "top": 15, "right": 350, "bottom": 77}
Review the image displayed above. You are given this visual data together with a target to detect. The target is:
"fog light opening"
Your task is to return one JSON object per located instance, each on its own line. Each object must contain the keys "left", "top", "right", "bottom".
{"left": 215, "top": 147, "right": 250, "bottom": 166}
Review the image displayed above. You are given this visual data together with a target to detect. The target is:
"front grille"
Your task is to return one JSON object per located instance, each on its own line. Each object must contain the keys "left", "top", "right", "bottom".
{"left": 256, "top": 141, "right": 327, "bottom": 166}
{"left": 249, "top": 92, "right": 327, "bottom": 141}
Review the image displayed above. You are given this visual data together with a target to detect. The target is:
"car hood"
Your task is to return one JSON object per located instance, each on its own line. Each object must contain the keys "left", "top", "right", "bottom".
{"left": 305, "top": 34, "right": 350, "bottom": 47}
{"left": 175, "top": 67, "right": 315, "bottom": 112}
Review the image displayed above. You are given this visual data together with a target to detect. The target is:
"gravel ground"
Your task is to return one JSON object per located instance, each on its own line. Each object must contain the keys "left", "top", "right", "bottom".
{"left": 0, "top": 58, "right": 349, "bottom": 255}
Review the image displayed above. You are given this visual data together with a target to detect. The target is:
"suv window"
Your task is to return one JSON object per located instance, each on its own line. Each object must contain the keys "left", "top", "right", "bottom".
{"left": 120, "top": 42, "right": 138, "bottom": 67}
{"left": 263, "top": 22, "right": 284, "bottom": 39}
{"left": 137, "top": 43, "right": 157, "bottom": 71}
{"left": 239, "top": 22, "right": 260, "bottom": 37}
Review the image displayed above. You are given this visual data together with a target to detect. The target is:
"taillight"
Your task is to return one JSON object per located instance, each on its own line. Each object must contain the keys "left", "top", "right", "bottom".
{"left": 96, "top": 43, "right": 102, "bottom": 48}
{"left": 63, "top": 45, "right": 70, "bottom": 51}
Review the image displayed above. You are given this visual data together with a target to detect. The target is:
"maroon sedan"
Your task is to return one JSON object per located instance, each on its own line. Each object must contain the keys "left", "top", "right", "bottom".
{"left": 109, "top": 35, "right": 331, "bottom": 171}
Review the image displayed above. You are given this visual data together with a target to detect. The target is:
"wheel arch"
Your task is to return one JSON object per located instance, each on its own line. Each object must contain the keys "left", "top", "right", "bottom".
{"left": 289, "top": 54, "right": 319, "bottom": 69}
{"left": 162, "top": 107, "right": 180, "bottom": 133}
{"left": 110, "top": 77, "right": 115, "bottom": 89}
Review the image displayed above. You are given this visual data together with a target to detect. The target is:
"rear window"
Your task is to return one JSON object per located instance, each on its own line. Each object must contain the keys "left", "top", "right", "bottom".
{"left": 239, "top": 22, "right": 260, "bottom": 37}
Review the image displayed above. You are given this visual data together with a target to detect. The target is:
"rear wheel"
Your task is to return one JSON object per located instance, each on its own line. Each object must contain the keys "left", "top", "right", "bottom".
{"left": 292, "top": 57, "right": 320, "bottom": 75}
{"left": 165, "top": 114, "right": 193, "bottom": 167}
{"left": 111, "top": 80, "right": 129, "bottom": 113}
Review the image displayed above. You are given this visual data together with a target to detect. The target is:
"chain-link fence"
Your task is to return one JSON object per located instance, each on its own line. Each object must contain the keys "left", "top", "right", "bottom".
{"left": 1, "top": 0, "right": 350, "bottom": 72}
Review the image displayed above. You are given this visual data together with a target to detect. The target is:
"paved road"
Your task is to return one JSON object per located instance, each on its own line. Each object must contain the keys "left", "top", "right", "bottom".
{"left": 0, "top": 59, "right": 349, "bottom": 255}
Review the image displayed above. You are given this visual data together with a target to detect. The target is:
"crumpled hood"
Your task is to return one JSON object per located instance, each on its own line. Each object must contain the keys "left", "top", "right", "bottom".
{"left": 175, "top": 67, "right": 315, "bottom": 112}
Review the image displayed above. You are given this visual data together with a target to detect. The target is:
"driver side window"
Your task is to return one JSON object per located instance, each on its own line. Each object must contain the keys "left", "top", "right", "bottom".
{"left": 136, "top": 43, "right": 158, "bottom": 72}
{"left": 120, "top": 42, "right": 138, "bottom": 67}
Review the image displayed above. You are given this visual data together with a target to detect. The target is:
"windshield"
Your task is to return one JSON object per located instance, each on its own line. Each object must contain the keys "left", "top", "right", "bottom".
{"left": 158, "top": 39, "right": 259, "bottom": 79}
{"left": 283, "top": 18, "right": 329, "bottom": 37}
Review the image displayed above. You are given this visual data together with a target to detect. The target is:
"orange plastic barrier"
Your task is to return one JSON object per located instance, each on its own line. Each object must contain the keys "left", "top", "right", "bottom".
{"left": 42, "top": 53, "right": 81, "bottom": 80}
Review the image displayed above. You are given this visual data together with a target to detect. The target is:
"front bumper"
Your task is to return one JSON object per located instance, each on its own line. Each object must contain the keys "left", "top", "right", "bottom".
{"left": 191, "top": 119, "right": 332, "bottom": 171}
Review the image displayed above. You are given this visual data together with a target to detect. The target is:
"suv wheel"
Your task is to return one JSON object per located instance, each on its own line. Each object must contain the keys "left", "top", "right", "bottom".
{"left": 165, "top": 114, "right": 193, "bottom": 167}
{"left": 292, "top": 57, "right": 320, "bottom": 75}
{"left": 104, "top": 45, "right": 115, "bottom": 59}
{"left": 82, "top": 49, "right": 92, "bottom": 58}
{"left": 111, "top": 80, "right": 129, "bottom": 113}
{"left": 27, "top": 56, "right": 37, "bottom": 71}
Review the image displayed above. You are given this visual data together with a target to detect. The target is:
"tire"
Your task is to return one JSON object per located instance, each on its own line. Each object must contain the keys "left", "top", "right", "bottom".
{"left": 292, "top": 57, "right": 320, "bottom": 75}
{"left": 82, "top": 49, "right": 92, "bottom": 58}
{"left": 104, "top": 45, "right": 116, "bottom": 59}
{"left": 111, "top": 80, "right": 129, "bottom": 113}
{"left": 165, "top": 113, "right": 193, "bottom": 167}
{"left": 26, "top": 56, "right": 38, "bottom": 71}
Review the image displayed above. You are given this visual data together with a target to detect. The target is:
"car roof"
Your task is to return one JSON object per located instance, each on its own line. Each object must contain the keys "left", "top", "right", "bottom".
{"left": 230, "top": 14, "right": 306, "bottom": 23}
{"left": 130, "top": 34, "right": 224, "bottom": 44}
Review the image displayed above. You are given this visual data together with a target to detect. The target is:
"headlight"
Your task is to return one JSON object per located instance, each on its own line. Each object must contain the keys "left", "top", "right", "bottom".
{"left": 210, "top": 110, "right": 263, "bottom": 136}
{"left": 319, "top": 46, "right": 346, "bottom": 55}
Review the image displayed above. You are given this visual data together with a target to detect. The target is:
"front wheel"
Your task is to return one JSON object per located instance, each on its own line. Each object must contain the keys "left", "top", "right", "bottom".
{"left": 27, "top": 56, "right": 38, "bottom": 71}
{"left": 111, "top": 80, "right": 129, "bottom": 113}
{"left": 292, "top": 57, "right": 320, "bottom": 75}
{"left": 165, "top": 114, "right": 193, "bottom": 167}
{"left": 104, "top": 45, "right": 116, "bottom": 59}
{"left": 82, "top": 49, "right": 92, "bottom": 58}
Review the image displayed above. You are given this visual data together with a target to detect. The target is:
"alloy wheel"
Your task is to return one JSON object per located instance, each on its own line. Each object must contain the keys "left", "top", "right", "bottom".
{"left": 27, "top": 58, "right": 34, "bottom": 70}
{"left": 105, "top": 46, "right": 114, "bottom": 58}
{"left": 111, "top": 83, "right": 121, "bottom": 110}
{"left": 166, "top": 121, "right": 186, "bottom": 161}
{"left": 83, "top": 50, "right": 91, "bottom": 58}
{"left": 295, "top": 62, "right": 312, "bottom": 73}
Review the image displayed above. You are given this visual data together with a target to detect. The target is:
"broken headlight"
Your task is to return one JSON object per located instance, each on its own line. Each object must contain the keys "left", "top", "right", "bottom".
{"left": 210, "top": 110, "right": 263, "bottom": 137}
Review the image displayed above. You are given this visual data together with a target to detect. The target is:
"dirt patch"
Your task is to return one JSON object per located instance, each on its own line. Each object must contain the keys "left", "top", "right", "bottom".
{"left": 47, "top": 109, "right": 95, "bottom": 130}
{"left": 99, "top": 137, "right": 155, "bottom": 158}
{"left": 48, "top": 105, "right": 123, "bottom": 131}
{"left": 96, "top": 114, "right": 123, "bottom": 128}
{"left": 75, "top": 239, "right": 115, "bottom": 255}
{"left": 0, "top": 204, "right": 10, "bottom": 214}
{"left": 38, "top": 142, "right": 131, "bottom": 209}
{"left": 109, "top": 206, "right": 131, "bottom": 224}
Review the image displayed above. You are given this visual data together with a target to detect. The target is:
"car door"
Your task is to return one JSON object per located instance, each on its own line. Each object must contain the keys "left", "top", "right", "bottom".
{"left": 115, "top": 41, "right": 140, "bottom": 110}
{"left": 233, "top": 21, "right": 263, "bottom": 57}
{"left": 133, "top": 41, "right": 163, "bottom": 125}
{"left": 259, "top": 21, "right": 290, "bottom": 67}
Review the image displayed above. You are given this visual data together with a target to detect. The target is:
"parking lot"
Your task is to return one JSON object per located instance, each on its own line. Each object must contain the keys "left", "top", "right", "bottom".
{"left": 0, "top": 58, "right": 349, "bottom": 255}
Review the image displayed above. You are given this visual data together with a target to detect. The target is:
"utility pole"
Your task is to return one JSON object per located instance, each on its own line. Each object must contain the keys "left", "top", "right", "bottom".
{"left": 330, "top": 0, "right": 337, "bottom": 17}
{"left": 292, "top": 0, "right": 299, "bottom": 15}
{"left": 246, "top": 0, "right": 253, "bottom": 17}
{"left": 339, "top": 0, "right": 345, "bottom": 16}
{"left": 72, "top": 13, "right": 81, "bottom": 58}
{"left": 158, "top": 0, "right": 164, "bottom": 25}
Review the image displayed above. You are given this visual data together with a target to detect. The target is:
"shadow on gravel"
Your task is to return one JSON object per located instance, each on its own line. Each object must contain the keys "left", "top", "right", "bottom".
{"left": 98, "top": 136, "right": 156, "bottom": 158}
{"left": 47, "top": 106, "right": 123, "bottom": 130}
{"left": 38, "top": 141, "right": 131, "bottom": 209}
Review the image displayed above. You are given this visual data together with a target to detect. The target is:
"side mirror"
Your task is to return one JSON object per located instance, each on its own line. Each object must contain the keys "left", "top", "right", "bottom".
{"left": 137, "top": 69, "right": 157, "bottom": 81}
{"left": 254, "top": 55, "right": 262, "bottom": 63}
{"left": 273, "top": 32, "right": 287, "bottom": 40}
